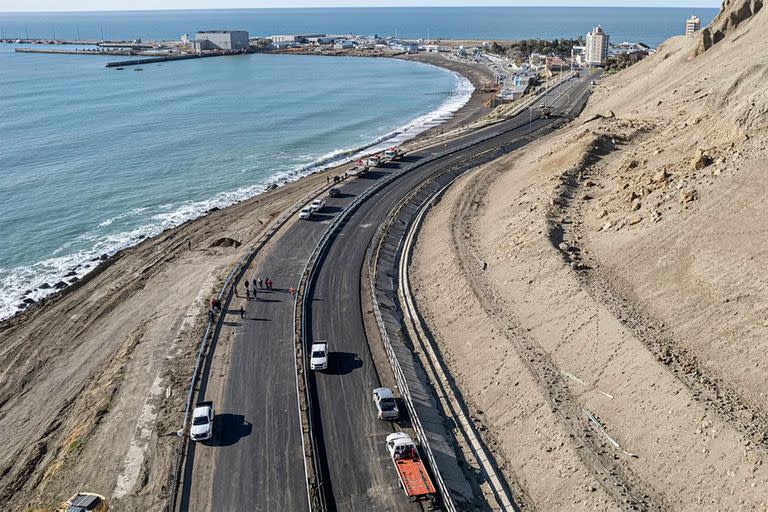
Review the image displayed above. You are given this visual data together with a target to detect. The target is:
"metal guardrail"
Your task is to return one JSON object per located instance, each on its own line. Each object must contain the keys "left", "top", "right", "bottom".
{"left": 366, "top": 175, "right": 461, "bottom": 510}
{"left": 167, "top": 182, "right": 334, "bottom": 512}
{"left": 168, "top": 73, "right": 588, "bottom": 511}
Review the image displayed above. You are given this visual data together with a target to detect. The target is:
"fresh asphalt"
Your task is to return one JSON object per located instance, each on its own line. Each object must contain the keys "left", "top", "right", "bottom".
{"left": 182, "top": 71, "right": 594, "bottom": 512}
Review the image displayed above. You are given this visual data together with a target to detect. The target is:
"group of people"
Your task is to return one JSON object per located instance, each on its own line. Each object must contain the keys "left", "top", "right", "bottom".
{"left": 243, "top": 276, "right": 273, "bottom": 301}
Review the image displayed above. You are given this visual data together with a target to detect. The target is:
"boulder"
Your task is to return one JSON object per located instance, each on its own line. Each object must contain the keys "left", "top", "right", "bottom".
{"left": 628, "top": 215, "right": 643, "bottom": 225}
{"left": 39, "top": 283, "right": 52, "bottom": 290}
{"left": 690, "top": 149, "right": 711, "bottom": 170}
{"left": 652, "top": 169, "right": 670, "bottom": 183}
{"left": 680, "top": 190, "right": 698, "bottom": 203}
{"left": 54, "top": 281, "right": 68, "bottom": 289}
{"left": 631, "top": 199, "right": 642, "bottom": 211}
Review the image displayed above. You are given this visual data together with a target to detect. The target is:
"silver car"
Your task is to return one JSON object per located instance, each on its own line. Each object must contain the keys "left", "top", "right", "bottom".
{"left": 372, "top": 387, "right": 399, "bottom": 420}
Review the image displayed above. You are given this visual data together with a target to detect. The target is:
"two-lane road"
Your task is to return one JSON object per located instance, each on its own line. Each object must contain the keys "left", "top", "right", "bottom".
{"left": 182, "top": 70, "right": 594, "bottom": 511}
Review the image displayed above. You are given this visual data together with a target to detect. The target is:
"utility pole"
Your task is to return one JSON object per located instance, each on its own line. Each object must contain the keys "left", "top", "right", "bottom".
{"left": 52, "top": 25, "right": 56, "bottom": 40}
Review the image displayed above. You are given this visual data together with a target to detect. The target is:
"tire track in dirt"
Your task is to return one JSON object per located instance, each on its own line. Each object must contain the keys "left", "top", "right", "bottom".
{"left": 452, "top": 165, "right": 666, "bottom": 512}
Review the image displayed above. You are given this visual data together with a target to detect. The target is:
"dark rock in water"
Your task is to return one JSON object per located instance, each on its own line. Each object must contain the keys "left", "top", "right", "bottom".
{"left": 17, "top": 303, "right": 28, "bottom": 310}
{"left": 23, "top": 289, "right": 33, "bottom": 296}
{"left": 210, "top": 237, "right": 242, "bottom": 248}
{"left": 69, "top": 277, "right": 79, "bottom": 283}
{"left": 207, "top": 207, "right": 220, "bottom": 214}
{"left": 23, "top": 298, "right": 35, "bottom": 304}
{"left": 54, "top": 281, "right": 67, "bottom": 289}
{"left": 39, "top": 283, "right": 52, "bottom": 290}
{"left": 90, "top": 256, "right": 100, "bottom": 262}
{"left": 99, "top": 254, "right": 108, "bottom": 261}
{"left": 267, "top": 183, "right": 278, "bottom": 191}
{"left": 138, "top": 234, "right": 146, "bottom": 240}
{"left": 64, "top": 271, "right": 77, "bottom": 277}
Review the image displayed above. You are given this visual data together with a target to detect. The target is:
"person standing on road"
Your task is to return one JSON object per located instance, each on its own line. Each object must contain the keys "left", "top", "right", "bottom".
{"left": 290, "top": 286, "right": 296, "bottom": 299}
{"left": 245, "top": 286, "right": 250, "bottom": 300}
{"left": 257, "top": 277, "right": 263, "bottom": 289}
{"left": 245, "top": 278, "right": 250, "bottom": 291}
{"left": 240, "top": 306, "right": 245, "bottom": 319}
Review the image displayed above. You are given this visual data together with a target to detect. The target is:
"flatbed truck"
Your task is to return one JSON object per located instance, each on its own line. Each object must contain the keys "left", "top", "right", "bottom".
{"left": 386, "top": 432, "right": 436, "bottom": 501}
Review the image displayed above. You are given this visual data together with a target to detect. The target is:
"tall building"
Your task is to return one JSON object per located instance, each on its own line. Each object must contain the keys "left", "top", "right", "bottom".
{"left": 585, "top": 25, "right": 609, "bottom": 66}
{"left": 685, "top": 15, "right": 702, "bottom": 36}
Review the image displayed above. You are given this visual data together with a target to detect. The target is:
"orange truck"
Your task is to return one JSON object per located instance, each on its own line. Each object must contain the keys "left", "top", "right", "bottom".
{"left": 386, "top": 432, "right": 436, "bottom": 501}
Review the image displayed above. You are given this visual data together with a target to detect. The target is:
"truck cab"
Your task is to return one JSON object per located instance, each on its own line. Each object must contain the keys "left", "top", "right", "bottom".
{"left": 191, "top": 401, "right": 215, "bottom": 441}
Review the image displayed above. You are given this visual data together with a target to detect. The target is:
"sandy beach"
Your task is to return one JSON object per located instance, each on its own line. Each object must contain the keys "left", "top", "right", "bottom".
{"left": 0, "top": 54, "right": 494, "bottom": 510}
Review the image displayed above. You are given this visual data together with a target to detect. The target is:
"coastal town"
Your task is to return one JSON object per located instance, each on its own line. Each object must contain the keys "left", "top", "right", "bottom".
{"left": 6, "top": 14, "right": 702, "bottom": 110}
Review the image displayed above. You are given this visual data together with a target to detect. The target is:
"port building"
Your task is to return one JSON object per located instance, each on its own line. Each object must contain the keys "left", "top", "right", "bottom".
{"left": 194, "top": 31, "right": 250, "bottom": 51}
{"left": 585, "top": 25, "right": 609, "bottom": 66}
{"left": 685, "top": 15, "right": 702, "bottom": 35}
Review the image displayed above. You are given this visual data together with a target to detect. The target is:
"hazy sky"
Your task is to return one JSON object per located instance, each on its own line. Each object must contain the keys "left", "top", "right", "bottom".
{"left": 0, "top": 1, "right": 721, "bottom": 13}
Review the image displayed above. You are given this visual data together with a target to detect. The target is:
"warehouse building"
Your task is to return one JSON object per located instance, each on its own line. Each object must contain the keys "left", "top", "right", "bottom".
{"left": 194, "top": 30, "right": 250, "bottom": 51}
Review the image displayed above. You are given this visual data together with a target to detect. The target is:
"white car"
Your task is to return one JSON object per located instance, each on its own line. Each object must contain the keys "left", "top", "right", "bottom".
{"left": 299, "top": 206, "right": 313, "bottom": 220}
{"left": 373, "top": 387, "right": 400, "bottom": 420}
{"left": 310, "top": 198, "right": 326, "bottom": 212}
{"left": 190, "top": 401, "right": 214, "bottom": 441}
{"left": 310, "top": 342, "right": 328, "bottom": 371}
{"left": 367, "top": 156, "right": 380, "bottom": 167}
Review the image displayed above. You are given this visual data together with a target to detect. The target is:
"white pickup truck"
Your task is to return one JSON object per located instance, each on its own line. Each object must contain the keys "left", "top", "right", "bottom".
{"left": 191, "top": 401, "right": 214, "bottom": 441}
{"left": 310, "top": 342, "right": 328, "bottom": 371}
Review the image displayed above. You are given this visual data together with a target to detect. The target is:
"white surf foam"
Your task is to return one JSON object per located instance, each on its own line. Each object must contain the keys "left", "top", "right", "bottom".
{"left": 0, "top": 64, "right": 474, "bottom": 321}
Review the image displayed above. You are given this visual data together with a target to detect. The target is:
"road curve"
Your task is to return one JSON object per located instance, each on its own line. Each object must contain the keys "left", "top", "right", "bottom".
{"left": 305, "top": 73, "right": 594, "bottom": 510}
{"left": 182, "top": 71, "right": 593, "bottom": 512}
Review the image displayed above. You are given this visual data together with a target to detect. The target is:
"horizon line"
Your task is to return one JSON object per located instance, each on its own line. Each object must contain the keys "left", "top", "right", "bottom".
{"left": 0, "top": 4, "right": 721, "bottom": 14}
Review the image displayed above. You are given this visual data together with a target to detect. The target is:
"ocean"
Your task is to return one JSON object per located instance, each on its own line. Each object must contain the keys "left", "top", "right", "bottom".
{"left": 0, "top": 7, "right": 719, "bottom": 319}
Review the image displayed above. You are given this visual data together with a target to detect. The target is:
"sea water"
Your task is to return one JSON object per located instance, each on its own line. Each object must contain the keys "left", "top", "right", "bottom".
{"left": 0, "top": 44, "right": 471, "bottom": 318}
{"left": 0, "top": 6, "right": 720, "bottom": 318}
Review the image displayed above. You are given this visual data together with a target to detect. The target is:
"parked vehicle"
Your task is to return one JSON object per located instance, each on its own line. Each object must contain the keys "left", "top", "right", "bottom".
{"left": 385, "top": 432, "right": 436, "bottom": 501}
{"left": 58, "top": 492, "right": 109, "bottom": 512}
{"left": 367, "top": 155, "right": 381, "bottom": 167}
{"left": 310, "top": 342, "right": 328, "bottom": 371}
{"left": 383, "top": 147, "right": 399, "bottom": 161}
{"left": 328, "top": 187, "right": 341, "bottom": 197}
{"left": 372, "top": 387, "right": 400, "bottom": 420}
{"left": 310, "top": 198, "right": 326, "bottom": 212}
{"left": 191, "top": 401, "right": 215, "bottom": 441}
{"left": 299, "top": 206, "right": 313, "bottom": 220}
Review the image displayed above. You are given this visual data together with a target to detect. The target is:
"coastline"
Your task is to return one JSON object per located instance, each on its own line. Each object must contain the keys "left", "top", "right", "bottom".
{"left": 0, "top": 55, "right": 494, "bottom": 509}
{"left": 0, "top": 52, "right": 492, "bottom": 323}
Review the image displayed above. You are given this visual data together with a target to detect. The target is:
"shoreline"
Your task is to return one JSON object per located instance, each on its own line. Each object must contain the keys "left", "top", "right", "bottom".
{"left": 0, "top": 56, "right": 492, "bottom": 324}
{"left": 0, "top": 53, "right": 494, "bottom": 327}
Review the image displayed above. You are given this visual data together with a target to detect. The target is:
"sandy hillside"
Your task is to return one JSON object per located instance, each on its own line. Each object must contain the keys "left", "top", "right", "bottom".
{"left": 412, "top": 1, "right": 768, "bottom": 510}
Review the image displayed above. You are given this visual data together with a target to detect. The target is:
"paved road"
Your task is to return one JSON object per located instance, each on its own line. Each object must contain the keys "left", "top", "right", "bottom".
{"left": 305, "top": 72, "right": 595, "bottom": 510}
{"left": 182, "top": 71, "right": 593, "bottom": 511}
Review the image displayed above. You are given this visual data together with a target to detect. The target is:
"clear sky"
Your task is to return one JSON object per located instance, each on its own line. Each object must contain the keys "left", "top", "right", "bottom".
{"left": 0, "top": 1, "right": 721, "bottom": 13}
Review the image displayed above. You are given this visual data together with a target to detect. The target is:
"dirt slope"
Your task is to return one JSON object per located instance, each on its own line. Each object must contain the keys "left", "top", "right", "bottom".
{"left": 412, "top": 2, "right": 768, "bottom": 510}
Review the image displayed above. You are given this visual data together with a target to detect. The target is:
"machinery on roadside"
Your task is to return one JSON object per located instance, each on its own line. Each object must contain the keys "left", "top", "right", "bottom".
{"left": 385, "top": 432, "right": 436, "bottom": 502}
